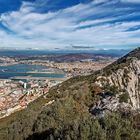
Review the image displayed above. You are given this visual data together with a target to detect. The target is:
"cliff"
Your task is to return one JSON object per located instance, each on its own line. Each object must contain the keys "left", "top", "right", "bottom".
{"left": 89, "top": 48, "right": 140, "bottom": 114}
{"left": 89, "top": 58, "right": 140, "bottom": 116}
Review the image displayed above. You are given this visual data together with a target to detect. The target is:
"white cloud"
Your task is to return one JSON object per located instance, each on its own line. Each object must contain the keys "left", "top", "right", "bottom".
{"left": 0, "top": 0, "right": 140, "bottom": 49}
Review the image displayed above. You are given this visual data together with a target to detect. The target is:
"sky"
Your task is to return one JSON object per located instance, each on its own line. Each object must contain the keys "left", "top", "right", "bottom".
{"left": 0, "top": 0, "right": 140, "bottom": 50}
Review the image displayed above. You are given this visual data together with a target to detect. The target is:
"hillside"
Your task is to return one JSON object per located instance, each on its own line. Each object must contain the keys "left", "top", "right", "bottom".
{"left": 0, "top": 48, "right": 140, "bottom": 140}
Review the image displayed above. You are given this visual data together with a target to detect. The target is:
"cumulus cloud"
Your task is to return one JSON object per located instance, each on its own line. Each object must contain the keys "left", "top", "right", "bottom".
{"left": 0, "top": 0, "right": 140, "bottom": 49}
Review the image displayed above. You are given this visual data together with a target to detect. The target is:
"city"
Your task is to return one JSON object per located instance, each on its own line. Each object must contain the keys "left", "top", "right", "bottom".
{"left": 0, "top": 53, "right": 116, "bottom": 118}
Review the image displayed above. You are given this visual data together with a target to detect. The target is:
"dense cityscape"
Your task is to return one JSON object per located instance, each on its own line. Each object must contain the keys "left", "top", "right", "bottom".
{"left": 0, "top": 53, "right": 117, "bottom": 118}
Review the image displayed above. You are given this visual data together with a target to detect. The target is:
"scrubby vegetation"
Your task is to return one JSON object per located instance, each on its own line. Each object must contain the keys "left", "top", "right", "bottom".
{"left": 0, "top": 77, "right": 139, "bottom": 140}
{"left": 119, "top": 93, "right": 129, "bottom": 103}
{"left": 26, "top": 111, "right": 140, "bottom": 140}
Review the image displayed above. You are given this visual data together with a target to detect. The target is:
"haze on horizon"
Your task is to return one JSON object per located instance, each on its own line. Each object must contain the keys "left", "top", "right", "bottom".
{"left": 0, "top": 0, "right": 140, "bottom": 50}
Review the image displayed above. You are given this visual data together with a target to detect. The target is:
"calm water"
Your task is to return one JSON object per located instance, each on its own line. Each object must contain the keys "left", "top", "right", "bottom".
{"left": 0, "top": 64, "right": 65, "bottom": 79}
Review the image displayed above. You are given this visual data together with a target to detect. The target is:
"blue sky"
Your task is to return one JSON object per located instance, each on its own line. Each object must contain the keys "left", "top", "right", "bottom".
{"left": 0, "top": 0, "right": 140, "bottom": 50}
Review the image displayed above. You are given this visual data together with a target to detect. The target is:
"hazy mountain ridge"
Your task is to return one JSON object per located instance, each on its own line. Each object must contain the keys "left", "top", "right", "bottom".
{"left": 0, "top": 48, "right": 140, "bottom": 140}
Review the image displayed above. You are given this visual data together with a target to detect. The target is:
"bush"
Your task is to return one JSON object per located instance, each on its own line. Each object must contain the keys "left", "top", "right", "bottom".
{"left": 119, "top": 93, "right": 129, "bottom": 103}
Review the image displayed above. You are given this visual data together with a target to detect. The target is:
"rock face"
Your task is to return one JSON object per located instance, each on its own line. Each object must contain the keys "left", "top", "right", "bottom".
{"left": 94, "top": 50, "right": 140, "bottom": 111}
{"left": 108, "top": 59, "right": 140, "bottom": 109}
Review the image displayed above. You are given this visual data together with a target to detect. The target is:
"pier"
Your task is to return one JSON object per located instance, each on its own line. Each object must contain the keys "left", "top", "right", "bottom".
{"left": 10, "top": 76, "right": 67, "bottom": 81}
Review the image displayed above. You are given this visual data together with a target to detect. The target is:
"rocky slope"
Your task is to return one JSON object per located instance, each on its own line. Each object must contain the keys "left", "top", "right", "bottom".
{"left": 0, "top": 47, "right": 140, "bottom": 140}
{"left": 89, "top": 57, "right": 140, "bottom": 117}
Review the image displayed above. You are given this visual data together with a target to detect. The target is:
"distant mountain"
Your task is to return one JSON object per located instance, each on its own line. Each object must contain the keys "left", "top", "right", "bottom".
{"left": 0, "top": 48, "right": 140, "bottom": 140}
{"left": 45, "top": 53, "right": 115, "bottom": 62}
{"left": 0, "top": 49, "right": 131, "bottom": 57}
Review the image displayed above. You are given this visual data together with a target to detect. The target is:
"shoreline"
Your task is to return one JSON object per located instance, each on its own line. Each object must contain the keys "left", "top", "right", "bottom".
{"left": 0, "top": 63, "right": 67, "bottom": 80}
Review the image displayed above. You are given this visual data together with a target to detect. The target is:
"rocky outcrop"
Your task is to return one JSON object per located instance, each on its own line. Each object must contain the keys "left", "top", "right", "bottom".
{"left": 95, "top": 58, "right": 140, "bottom": 111}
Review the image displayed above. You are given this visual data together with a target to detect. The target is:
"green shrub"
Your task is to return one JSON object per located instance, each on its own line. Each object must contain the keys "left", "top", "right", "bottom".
{"left": 119, "top": 93, "right": 129, "bottom": 103}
